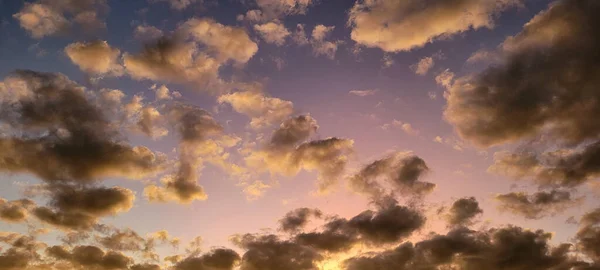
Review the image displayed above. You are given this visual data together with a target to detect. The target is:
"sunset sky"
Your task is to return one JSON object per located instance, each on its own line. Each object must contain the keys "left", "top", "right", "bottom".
{"left": 1, "top": 0, "right": 600, "bottom": 269}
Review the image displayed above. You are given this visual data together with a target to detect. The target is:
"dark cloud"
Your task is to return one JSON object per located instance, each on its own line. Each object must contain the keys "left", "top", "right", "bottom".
{"left": 349, "top": 152, "right": 435, "bottom": 200}
{"left": 233, "top": 234, "right": 324, "bottom": 270}
{"left": 0, "top": 70, "right": 166, "bottom": 184}
{"left": 445, "top": 0, "right": 600, "bottom": 148}
{"left": 576, "top": 208, "right": 600, "bottom": 263}
{"left": 279, "top": 208, "right": 323, "bottom": 233}
{"left": 167, "top": 104, "right": 223, "bottom": 144}
{"left": 33, "top": 206, "right": 98, "bottom": 231}
{"left": 344, "top": 226, "right": 589, "bottom": 270}
{"left": 445, "top": 197, "right": 483, "bottom": 226}
{"left": 490, "top": 143, "right": 600, "bottom": 189}
{"left": 496, "top": 190, "right": 582, "bottom": 219}
{"left": 0, "top": 198, "right": 34, "bottom": 223}
{"left": 175, "top": 248, "right": 240, "bottom": 270}
{"left": 269, "top": 115, "right": 318, "bottom": 150}
{"left": 290, "top": 200, "right": 424, "bottom": 253}
{"left": 130, "top": 264, "right": 162, "bottom": 270}
{"left": 49, "top": 186, "right": 135, "bottom": 217}
{"left": 29, "top": 185, "right": 135, "bottom": 231}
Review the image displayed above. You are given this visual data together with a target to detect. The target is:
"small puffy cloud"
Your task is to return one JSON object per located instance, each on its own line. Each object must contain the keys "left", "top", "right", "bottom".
{"left": 349, "top": 89, "right": 378, "bottom": 97}
{"left": 218, "top": 90, "right": 294, "bottom": 129}
{"left": 13, "top": 0, "right": 108, "bottom": 39}
{"left": 445, "top": 197, "right": 483, "bottom": 226}
{"left": 152, "top": 84, "right": 174, "bottom": 100}
{"left": 243, "top": 180, "right": 271, "bottom": 201}
{"left": 254, "top": 21, "right": 290, "bottom": 46}
{"left": 291, "top": 24, "right": 309, "bottom": 45}
{"left": 13, "top": 3, "right": 69, "bottom": 38}
{"left": 496, "top": 190, "right": 582, "bottom": 219}
{"left": 381, "top": 120, "right": 419, "bottom": 135}
{"left": 348, "top": 0, "right": 521, "bottom": 52}
{"left": 411, "top": 56, "right": 434, "bottom": 75}
{"left": 311, "top": 25, "right": 334, "bottom": 42}
{"left": 310, "top": 25, "right": 339, "bottom": 59}
{"left": 64, "top": 40, "right": 124, "bottom": 76}
{"left": 435, "top": 69, "right": 455, "bottom": 89}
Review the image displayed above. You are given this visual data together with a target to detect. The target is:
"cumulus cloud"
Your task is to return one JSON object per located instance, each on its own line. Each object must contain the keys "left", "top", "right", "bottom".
{"left": 291, "top": 24, "right": 309, "bottom": 45}
{"left": 411, "top": 52, "right": 444, "bottom": 75}
{"left": 0, "top": 70, "right": 166, "bottom": 184}
{"left": 445, "top": 0, "right": 600, "bottom": 148}
{"left": 218, "top": 89, "right": 294, "bottom": 129}
{"left": 445, "top": 197, "right": 483, "bottom": 226}
{"left": 135, "top": 106, "right": 169, "bottom": 139}
{"left": 64, "top": 40, "right": 124, "bottom": 76}
{"left": 496, "top": 190, "right": 582, "bottom": 219}
{"left": 349, "top": 152, "right": 435, "bottom": 200}
{"left": 254, "top": 21, "right": 290, "bottom": 46}
{"left": 310, "top": 25, "right": 340, "bottom": 59}
{"left": 240, "top": 0, "right": 314, "bottom": 22}
{"left": 411, "top": 57, "right": 434, "bottom": 76}
{"left": 435, "top": 69, "right": 455, "bottom": 89}
{"left": 13, "top": 0, "right": 108, "bottom": 39}
{"left": 124, "top": 18, "right": 258, "bottom": 89}
{"left": 348, "top": 0, "right": 521, "bottom": 52}
{"left": 246, "top": 116, "right": 354, "bottom": 194}
{"left": 144, "top": 104, "right": 226, "bottom": 204}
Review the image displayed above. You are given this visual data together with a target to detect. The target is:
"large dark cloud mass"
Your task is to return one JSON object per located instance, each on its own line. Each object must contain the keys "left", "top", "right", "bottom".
{"left": 0, "top": 70, "right": 165, "bottom": 183}
{"left": 445, "top": 0, "right": 600, "bottom": 148}
{"left": 444, "top": 0, "right": 600, "bottom": 218}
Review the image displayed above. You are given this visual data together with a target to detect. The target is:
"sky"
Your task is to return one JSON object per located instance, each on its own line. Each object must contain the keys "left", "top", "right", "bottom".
{"left": 0, "top": 0, "right": 600, "bottom": 269}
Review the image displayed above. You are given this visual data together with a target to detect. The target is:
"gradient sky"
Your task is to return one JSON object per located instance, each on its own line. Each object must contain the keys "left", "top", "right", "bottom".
{"left": 1, "top": 0, "right": 600, "bottom": 269}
